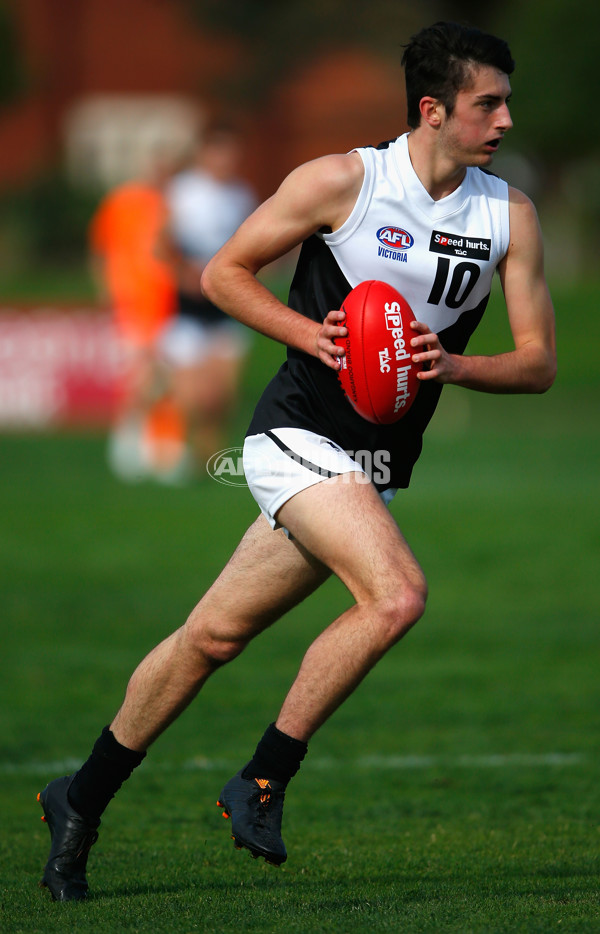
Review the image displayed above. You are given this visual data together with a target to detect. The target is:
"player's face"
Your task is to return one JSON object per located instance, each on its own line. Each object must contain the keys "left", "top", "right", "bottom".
{"left": 439, "top": 64, "right": 513, "bottom": 168}
{"left": 202, "top": 138, "right": 243, "bottom": 181}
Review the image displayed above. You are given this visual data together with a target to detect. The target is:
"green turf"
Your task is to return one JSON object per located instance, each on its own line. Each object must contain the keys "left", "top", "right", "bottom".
{"left": 1, "top": 279, "right": 599, "bottom": 931}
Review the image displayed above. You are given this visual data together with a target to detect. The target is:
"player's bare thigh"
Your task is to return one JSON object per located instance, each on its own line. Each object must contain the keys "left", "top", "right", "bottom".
{"left": 170, "top": 354, "right": 240, "bottom": 417}
{"left": 184, "top": 513, "right": 330, "bottom": 651}
{"left": 276, "top": 472, "right": 426, "bottom": 606}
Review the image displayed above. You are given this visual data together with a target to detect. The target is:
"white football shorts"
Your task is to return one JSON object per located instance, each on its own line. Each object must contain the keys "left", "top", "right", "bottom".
{"left": 243, "top": 427, "right": 397, "bottom": 530}
{"left": 159, "top": 316, "right": 250, "bottom": 367}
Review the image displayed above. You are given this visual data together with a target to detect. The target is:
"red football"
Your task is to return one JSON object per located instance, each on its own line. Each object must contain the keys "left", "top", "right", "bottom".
{"left": 335, "top": 280, "right": 422, "bottom": 424}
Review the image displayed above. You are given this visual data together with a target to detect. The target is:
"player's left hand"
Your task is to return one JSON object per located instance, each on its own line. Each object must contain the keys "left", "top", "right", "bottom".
{"left": 410, "top": 320, "right": 458, "bottom": 383}
{"left": 316, "top": 308, "right": 348, "bottom": 370}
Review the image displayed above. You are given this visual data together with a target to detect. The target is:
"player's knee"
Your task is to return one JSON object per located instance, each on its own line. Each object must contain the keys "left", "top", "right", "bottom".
{"left": 376, "top": 576, "right": 427, "bottom": 646}
{"left": 201, "top": 634, "right": 247, "bottom": 667}
{"left": 183, "top": 617, "right": 248, "bottom": 668}
{"left": 196, "top": 620, "right": 251, "bottom": 666}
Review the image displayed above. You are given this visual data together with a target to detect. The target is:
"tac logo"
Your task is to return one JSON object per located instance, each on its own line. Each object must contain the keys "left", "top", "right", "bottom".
{"left": 206, "top": 446, "right": 248, "bottom": 487}
{"left": 376, "top": 226, "right": 414, "bottom": 250}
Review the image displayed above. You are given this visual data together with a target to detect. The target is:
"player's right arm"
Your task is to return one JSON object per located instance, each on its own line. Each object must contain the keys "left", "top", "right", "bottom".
{"left": 201, "top": 153, "right": 363, "bottom": 368}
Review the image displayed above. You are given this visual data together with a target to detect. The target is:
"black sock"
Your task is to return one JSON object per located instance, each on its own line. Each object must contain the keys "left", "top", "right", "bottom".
{"left": 242, "top": 722, "right": 308, "bottom": 787}
{"left": 67, "top": 726, "right": 146, "bottom": 822}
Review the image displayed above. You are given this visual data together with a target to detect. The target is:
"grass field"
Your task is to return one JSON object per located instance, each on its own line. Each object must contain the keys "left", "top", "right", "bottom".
{"left": 1, "top": 279, "right": 599, "bottom": 932}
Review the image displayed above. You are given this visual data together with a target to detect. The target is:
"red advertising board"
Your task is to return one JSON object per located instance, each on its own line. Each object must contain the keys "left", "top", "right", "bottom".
{"left": 0, "top": 308, "right": 127, "bottom": 428}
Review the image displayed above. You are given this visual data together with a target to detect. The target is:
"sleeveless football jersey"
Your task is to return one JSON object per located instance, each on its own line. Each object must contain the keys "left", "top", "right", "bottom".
{"left": 247, "top": 133, "right": 510, "bottom": 490}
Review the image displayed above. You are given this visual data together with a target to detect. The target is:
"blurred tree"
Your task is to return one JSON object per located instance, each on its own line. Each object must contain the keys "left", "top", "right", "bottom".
{"left": 493, "top": 0, "right": 600, "bottom": 270}
{"left": 182, "top": 1, "right": 515, "bottom": 115}
{"left": 183, "top": 0, "right": 443, "bottom": 105}
{"left": 0, "top": 1, "right": 24, "bottom": 107}
{"left": 2, "top": 168, "right": 101, "bottom": 266}
{"left": 496, "top": 0, "right": 600, "bottom": 161}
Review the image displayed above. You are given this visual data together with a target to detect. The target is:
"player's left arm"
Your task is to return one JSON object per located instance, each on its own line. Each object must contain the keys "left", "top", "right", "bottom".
{"left": 411, "top": 187, "right": 557, "bottom": 393}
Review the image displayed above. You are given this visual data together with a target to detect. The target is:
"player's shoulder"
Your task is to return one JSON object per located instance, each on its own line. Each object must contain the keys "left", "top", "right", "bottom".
{"left": 277, "top": 152, "right": 365, "bottom": 229}
{"left": 289, "top": 151, "right": 364, "bottom": 191}
{"left": 472, "top": 165, "right": 510, "bottom": 198}
{"left": 471, "top": 170, "right": 537, "bottom": 222}
{"left": 507, "top": 185, "right": 541, "bottom": 228}
{"left": 507, "top": 184, "right": 536, "bottom": 210}
{"left": 503, "top": 186, "right": 543, "bottom": 258}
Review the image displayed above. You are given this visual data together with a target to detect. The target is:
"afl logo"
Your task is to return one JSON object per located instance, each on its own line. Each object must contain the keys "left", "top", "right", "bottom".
{"left": 376, "top": 226, "right": 414, "bottom": 250}
{"left": 206, "top": 446, "right": 247, "bottom": 487}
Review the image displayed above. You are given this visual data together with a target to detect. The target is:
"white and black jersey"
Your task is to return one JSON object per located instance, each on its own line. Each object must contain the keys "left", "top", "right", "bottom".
{"left": 247, "top": 133, "right": 510, "bottom": 490}
{"left": 167, "top": 168, "right": 257, "bottom": 324}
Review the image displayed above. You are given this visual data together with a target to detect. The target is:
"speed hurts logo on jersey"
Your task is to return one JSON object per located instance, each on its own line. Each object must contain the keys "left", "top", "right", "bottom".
{"left": 430, "top": 230, "right": 491, "bottom": 260}
{"left": 376, "top": 225, "right": 414, "bottom": 264}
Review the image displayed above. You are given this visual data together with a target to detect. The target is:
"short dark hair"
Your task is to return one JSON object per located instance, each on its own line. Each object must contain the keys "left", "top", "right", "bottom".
{"left": 401, "top": 22, "right": 515, "bottom": 128}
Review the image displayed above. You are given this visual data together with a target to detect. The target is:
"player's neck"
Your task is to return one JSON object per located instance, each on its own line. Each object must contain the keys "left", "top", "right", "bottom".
{"left": 406, "top": 130, "right": 466, "bottom": 202}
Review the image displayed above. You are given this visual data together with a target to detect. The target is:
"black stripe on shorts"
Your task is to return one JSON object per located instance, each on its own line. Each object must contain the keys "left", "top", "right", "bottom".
{"left": 265, "top": 430, "right": 343, "bottom": 479}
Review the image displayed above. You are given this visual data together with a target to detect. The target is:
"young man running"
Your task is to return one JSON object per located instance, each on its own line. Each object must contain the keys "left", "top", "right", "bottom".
{"left": 37, "top": 21, "right": 555, "bottom": 900}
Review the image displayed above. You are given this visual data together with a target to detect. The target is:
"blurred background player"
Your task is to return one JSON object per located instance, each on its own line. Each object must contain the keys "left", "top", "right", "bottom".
{"left": 89, "top": 154, "right": 188, "bottom": 483}
{"left": 157, "top": 121, "right": 257, "bottom": 473}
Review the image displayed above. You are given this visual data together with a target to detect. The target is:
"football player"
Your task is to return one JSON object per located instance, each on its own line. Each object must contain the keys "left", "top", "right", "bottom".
{"left": 38, "top": 21, "right": 555, "bottom": 898}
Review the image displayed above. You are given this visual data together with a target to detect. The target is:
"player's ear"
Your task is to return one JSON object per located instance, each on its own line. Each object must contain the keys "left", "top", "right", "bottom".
{"left": 419, "top": 97, "right": 444, "bottom": 128}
